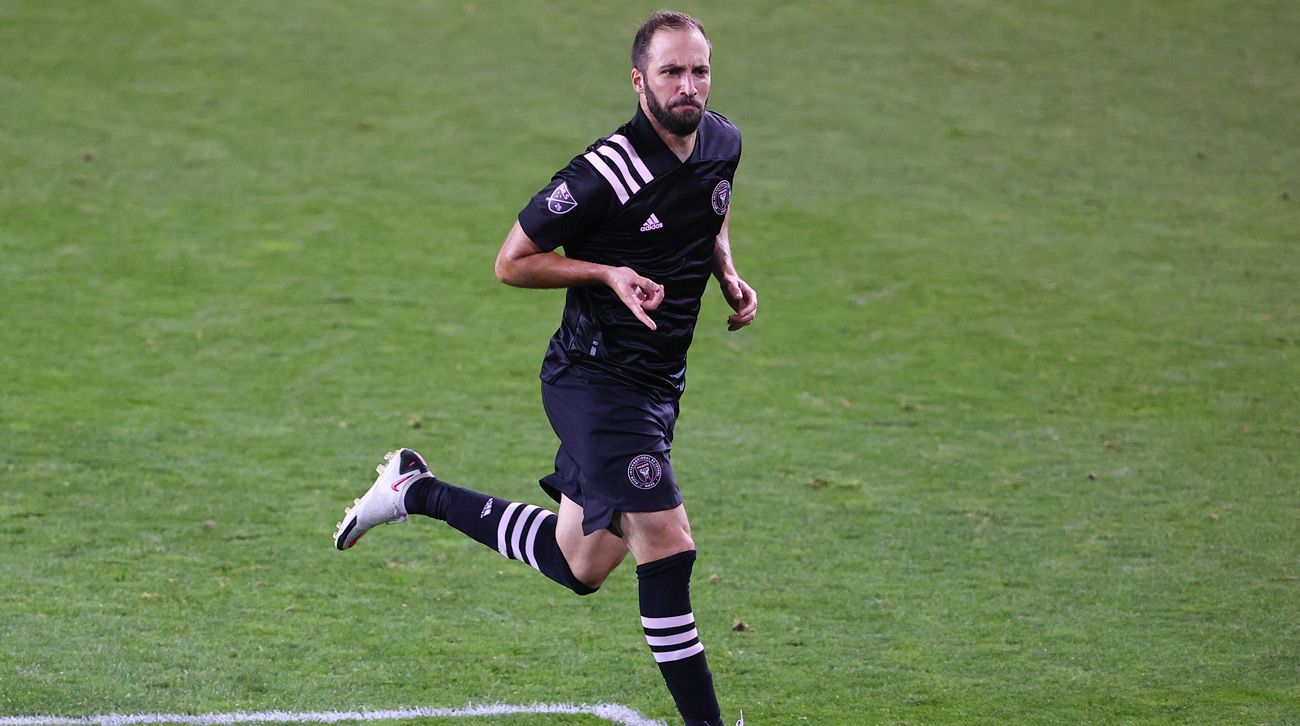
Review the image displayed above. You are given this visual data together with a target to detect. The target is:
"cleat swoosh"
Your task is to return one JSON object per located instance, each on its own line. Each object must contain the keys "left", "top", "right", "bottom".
{"left": 390, "top": 473, "right": 417, "bottom": 491}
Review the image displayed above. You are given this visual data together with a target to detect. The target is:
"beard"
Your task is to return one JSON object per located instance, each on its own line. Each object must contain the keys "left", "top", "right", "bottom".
{"left": 645, "top": 87, "right": 704, "bottom": 136}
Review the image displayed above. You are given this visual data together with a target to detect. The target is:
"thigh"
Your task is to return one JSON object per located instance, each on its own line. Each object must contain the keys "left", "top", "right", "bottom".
{"left": 555, "top": 494, "right": 628, "bottom": 581}
{"left": 621, "top": 504, "right": 695, "bottom": 565}
{"left": 542, "top": 370, "right": 684, "bottom": 535}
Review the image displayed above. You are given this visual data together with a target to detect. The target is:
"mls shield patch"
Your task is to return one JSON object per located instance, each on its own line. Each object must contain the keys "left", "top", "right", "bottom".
{"left": 627, "top": 454, "right": 663, "bottom": 490}
{"left": 546, "top": 182, "right": 578, "bottom": 215}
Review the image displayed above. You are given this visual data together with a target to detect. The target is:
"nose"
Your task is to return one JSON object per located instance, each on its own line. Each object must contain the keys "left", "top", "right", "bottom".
{"left": 679, "top": 74, "right": 697, "bottom": 98}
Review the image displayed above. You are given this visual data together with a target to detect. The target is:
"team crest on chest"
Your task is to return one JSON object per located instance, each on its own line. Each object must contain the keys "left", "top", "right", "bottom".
{"left": 627, "top": 454, "right": 663, "bottom": 490}
{"left": 711, "top": 180, "right": 731, "bottom": 216}
{"left": 546, "top": 182, "right": 578, "bottom": 215}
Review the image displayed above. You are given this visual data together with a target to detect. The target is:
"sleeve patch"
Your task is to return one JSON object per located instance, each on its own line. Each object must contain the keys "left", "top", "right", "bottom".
{"left": 546, "top": 182, "right": 579, "bottom": 215}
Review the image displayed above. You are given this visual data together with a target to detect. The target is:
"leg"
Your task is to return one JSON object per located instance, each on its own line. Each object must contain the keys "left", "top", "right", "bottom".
{"left": 541, "top": 370, "right": 725, "bottom": 722}
{"left": 555, "top": 494, "right": 628, "bottom": 589}
{"left": 623, "top": 505, "right": 723, "bottom": 726}
{"left": 401, "top": 474, "right": 603, "bottom": 595}
{"left": 622, "top": 503, "right": 694, "bottom": 564}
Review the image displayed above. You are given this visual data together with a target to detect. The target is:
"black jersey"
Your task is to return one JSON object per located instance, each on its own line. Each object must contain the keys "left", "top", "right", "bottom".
{"left": 517, "top": 106, "right": 741, "bottom": 400}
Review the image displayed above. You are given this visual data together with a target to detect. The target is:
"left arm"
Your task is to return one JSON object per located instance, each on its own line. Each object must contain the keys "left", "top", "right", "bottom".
{"left": 712, "top": 209, "right": 758, "bottom": 332}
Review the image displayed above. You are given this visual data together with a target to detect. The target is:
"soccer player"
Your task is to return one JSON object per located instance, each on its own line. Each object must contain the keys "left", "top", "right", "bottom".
{"left": 334, "top": 11, "right": 755, "bottom": 726}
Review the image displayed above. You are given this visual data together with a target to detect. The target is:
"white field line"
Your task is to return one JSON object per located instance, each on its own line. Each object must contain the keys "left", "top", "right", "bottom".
{"left": 0, "top": 702, "right": 667, "bottom": 726}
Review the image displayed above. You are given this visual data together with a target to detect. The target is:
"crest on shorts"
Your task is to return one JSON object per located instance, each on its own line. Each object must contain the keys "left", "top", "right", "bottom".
{"left": 627, "top": 454, "right": 663, "bottom": 490}
{"left": 546, "top": 182, "right": 578, "bottom": 215}
{"left": 711, "top": 180, "right": 731, "bottom": 216}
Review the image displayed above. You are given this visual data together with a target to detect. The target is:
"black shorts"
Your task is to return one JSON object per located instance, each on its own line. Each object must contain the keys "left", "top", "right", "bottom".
{"left": 539, "top": 366, "right": 683, "bottom": 536}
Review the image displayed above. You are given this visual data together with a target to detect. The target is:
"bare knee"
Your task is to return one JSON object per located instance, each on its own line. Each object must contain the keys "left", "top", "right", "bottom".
{"left": 622, "top": 506, "right": 695, "bottom": 564}
{"left": 555, "top": 496, "right": 628, "bottom": 592}
{"left": 567, "top": 556, "right": 622, "bottom": 592}
{"left": 644, "top": 528, "right": 695, "bottom": 559}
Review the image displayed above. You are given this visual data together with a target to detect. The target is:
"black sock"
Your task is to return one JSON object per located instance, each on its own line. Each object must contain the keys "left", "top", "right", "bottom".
{"left": 405, "top": 478, "right": 595, "bottom": 595}
{"left": 404, "top": 476, "right": 452, "bottom": 520}
{"left": 637, "top": 550, "right": 722, "bottom": 725}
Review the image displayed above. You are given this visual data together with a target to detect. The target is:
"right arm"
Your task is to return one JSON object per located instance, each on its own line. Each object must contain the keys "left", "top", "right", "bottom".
{"left": 494, "top": 220, "right": 665, "bottom": 330}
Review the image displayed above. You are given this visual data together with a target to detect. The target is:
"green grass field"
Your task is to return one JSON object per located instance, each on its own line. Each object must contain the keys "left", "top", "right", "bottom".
{"left": 1, "top": 2, "right": 1297, "bottom": 724}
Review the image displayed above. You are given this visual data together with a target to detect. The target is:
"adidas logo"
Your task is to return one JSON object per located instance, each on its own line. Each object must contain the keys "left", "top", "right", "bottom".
{"left": 480, "top": 498, "right": 494, "bottom": 519}
{"left": 639, "top": 213, "right": 663, "bottom": 232}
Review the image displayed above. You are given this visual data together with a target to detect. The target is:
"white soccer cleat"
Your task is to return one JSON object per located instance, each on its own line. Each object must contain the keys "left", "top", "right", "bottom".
{"left": 333, "top": 448, "right": 433, "bottom": 551}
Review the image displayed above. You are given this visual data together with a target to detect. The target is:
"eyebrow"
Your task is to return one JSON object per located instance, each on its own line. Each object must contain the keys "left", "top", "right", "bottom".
{"left": 658, "top": 63, "right": 710, "bottom": 72}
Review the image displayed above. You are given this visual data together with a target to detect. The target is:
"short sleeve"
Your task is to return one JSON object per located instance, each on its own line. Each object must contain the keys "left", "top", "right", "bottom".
{"left": 517, "top": 158, "right": 610, "bottom": 253}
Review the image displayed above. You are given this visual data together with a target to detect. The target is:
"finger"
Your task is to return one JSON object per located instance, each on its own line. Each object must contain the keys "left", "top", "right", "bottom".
{"left": 634, "top": 306, "right": 658, "bottom": 330}
{"left": 622, "top": 293, "right": 658, "bottom": 330}
{"left": 727, "top": 303, "right": 756, "bottom": 330}
{"left": 728, "top": 312, "right": 755, "bottom": 329}
{"left": 727, "top": 279, "right": 755, "bottom": 312}
{"left": 731, "top": 306, "right": 757, "bottom": 323}
{"left": 639, "top": 282, "right": 665, "bottom": 310}
{"left": 632, "top": 281, "right": 663, "bottom": 313}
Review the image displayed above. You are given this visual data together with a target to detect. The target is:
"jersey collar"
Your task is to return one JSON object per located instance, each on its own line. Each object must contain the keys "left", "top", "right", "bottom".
{"left": 627, "top": 105, "right": 703, "bottom": 175}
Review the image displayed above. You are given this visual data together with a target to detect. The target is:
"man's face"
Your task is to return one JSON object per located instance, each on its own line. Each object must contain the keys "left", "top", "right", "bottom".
{"left": 635, "top": 28, "right": 711, "bottom": 137}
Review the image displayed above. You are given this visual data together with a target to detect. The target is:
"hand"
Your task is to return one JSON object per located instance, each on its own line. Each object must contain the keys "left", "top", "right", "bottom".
{"left": 606, "top": 266, "right": 664, "bottom": 330}
{"left": 720, "top": 275, "right": 757, "bottom": 331}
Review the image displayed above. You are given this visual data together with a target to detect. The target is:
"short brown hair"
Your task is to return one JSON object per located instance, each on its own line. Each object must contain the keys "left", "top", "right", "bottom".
{"left": 631, "top": 10, "right": 710, "bottom": 72}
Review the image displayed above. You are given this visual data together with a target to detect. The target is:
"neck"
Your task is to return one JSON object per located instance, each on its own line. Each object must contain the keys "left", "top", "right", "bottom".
{"left": 640, "top": 99, "right": 697, "bottom": 162}
{"left": 656, "top": 126, "right": 696, "bottom": 163}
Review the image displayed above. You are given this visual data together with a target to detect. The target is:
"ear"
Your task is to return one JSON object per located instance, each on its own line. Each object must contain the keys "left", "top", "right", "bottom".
{"left": 630, "top": 66, "right": 645, "bottom": 95}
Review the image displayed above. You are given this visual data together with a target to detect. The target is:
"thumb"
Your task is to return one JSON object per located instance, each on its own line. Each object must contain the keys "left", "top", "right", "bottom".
{"left": 728, "top": 279, "right": 743, "bottom": 303}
